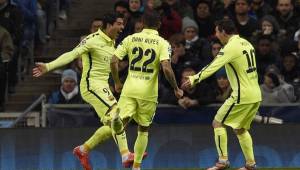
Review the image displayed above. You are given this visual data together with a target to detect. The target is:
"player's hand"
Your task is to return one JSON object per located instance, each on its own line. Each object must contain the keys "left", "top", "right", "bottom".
{"left": 32, "top": 62, "right": 47, "bottom": 77}
{"left": 178, "top": 97, "right": 188, "bottom": 109}
{"left": 114, "top": 83, "right": 123, "bottom": 93}
{"left": 174, "top": 88, "right": 184, "bottom": 99}
{"left": 181, "top": 77, "right": 193, "bottom": 90}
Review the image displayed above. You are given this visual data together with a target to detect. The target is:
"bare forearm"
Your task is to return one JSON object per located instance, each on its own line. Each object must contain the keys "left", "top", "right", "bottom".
{"left": 163, "top": 67, "right": 178, "bottom": 90}
{"left": 110, "top": 62, "right": 121, "bottom": 84}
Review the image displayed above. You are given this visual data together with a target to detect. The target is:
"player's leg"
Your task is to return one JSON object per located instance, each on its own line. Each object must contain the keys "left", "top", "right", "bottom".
{"left": 73, "top": 86, "right": 117, "bottom": 170}
{"left": 131, "top": 99, "right": 156, "bottom": 170}
{"left": 234, "top": 128, "right": 256, "bottom": 170}
{"left": 207, "top": 99, "right": 234, "bottom": 170}
{"left": 111, "top": 96, "right": 135, "bottom": 166}
{"left": 132, "top": 125, "right": 149, "bottom": 170}
{"left": 235, "top": 102, "right": 260, "bottom": 170}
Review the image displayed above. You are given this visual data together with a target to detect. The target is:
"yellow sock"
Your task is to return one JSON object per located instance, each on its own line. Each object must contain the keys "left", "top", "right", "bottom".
{"left": 134, "top": 131, "right": 148, "bottom": 164}
{"left": 112, "top": 130, "right": 129, "bottom": 156}
{"left": 214, "top": 127, "right": 228, "bottom": 160}
{"left": 237, "top": 130, "right": 255, "bottom": 164}
{"left": 84, "top": 125, "right": 112, "bottom": 150}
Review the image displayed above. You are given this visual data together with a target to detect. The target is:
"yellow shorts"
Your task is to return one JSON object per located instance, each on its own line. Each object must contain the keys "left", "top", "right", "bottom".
{"left": 81, "top": 84, "right": 117, "bottom": 124}
{"left": 215, "top": 98, "right": 260, "bottom": 130}
{"left": 118, "top": 96, "right": 157, "bottom": 127}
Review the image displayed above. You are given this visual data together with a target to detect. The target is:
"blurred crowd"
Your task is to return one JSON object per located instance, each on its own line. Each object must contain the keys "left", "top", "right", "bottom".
{"left": 0, "top": 0, "right": 71, "bottom": 111}
{"left": 1, "top": 0, "right": 300, "bottom": 113}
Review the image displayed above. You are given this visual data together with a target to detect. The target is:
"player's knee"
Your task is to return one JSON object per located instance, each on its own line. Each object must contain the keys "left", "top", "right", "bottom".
{"left": 212, "top": 119, "right": 223, "bottom": 128}
{"left": 111, "top": 117, "right": 123, "bottom": 134}
{"left": 138, "top": 125, "right": 149, "bottom": 132}
{"left": 234, "top": 128, "right": 246, "bottom": 135}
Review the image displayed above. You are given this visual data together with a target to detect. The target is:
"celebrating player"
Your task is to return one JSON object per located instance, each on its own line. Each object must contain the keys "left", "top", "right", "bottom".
{"left": 110, "top": 11, "right": 184, "bottom": 170}
{"left": 182, "top": 19, "right": 261, "bottom": 170}
{"left": 33, "top": 12, "right": 125, "bottom": 170}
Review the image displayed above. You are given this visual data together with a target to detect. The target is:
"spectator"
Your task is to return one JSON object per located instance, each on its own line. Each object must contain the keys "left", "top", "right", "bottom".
{"left": 58, "top": 0, "right": 71, "bottom": 20}
{"left": 182, "top": 16, "right": 211, "bottom": 69}
{"left": 233, "top": 0, "right": 258, "bottom": 40}
{"left": 214, "top": 68, "right": 232, "bottom": 103}
{"left": 13, "top": 0, "right": 37, "bottom": 75}
{"left": 0, "top": 26, "right": 14, "bottom": 111}
{"left": 178, "top": 67, "right": 215, "bottom": 109}
{"left": 273, "top": 0, "right": 300, "bottom": 38}
{"left": 90, "top": 18, "right": 103, "bottom": 33}
{"left": 292, "top": 77, "right": 300, "bottom": 102}
{"left": 157, "top": 1, "right": 182, "bottom": 39}
{"left": 279, "top": 53, "right": 300, "bottom": 84}
{"left": 255, "top": 35, "right": 280, "bottom": 82}
{"left": 0, "top": 0, "right": 23, "bottom": 93}
{"left": 193, "top": 0, "right": 216, "bottom": 38}
{"left": 210, "top": 37, "right": 222, "bottom": 58}
{"left": 166, "top": 0, "right": 194, "bottom": 18}
{"left": 250, "top": 0, "right": 273, "bottom": 19}
{"left": 47, "top": 69, "right": 85, "bottom": 127}
{"left": 260, "top": 71, "right": 296, "bottom": 104}
{"left": 114, "top": 0, "right": 132, "bottom": 45}
{"left": 133, "top": 17, "right": 143, "bottom": 33}
{"left": 168, "top": 33, "right": 200, "bottom": 78}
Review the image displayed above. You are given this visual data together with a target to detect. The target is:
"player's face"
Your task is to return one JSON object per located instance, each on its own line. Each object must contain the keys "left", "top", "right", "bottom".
{"left": 62, "top": 78, "right": 76, "bottom": 93}
{"left": 215, "top": 26, "right": 226, "bottom": 45}
{"left": 110, "top": 18, "right": 124, "bottom": 39}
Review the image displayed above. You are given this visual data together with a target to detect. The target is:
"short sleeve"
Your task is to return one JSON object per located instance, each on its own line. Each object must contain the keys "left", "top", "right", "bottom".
{"left": 159, "top": 40, "right": 171, "bottom": 61}
{"left": 114, "top": 36, "right": 129, "bottom": 60}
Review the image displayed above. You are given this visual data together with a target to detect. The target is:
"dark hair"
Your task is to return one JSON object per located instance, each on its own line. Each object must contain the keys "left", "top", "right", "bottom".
{"left": 267, "top": 72, "right": 280, "bottom": 87}
{"left": 114, "top": 0, "right": 129, "bottom": 11}
{"left": 257, "top": 34, "right": 273, "bottom": 42}
{"left": 235, "top": 0, "right": 252, "bottom": 5}
{"left": 168, "top": 33, "right": 185, "bottom": 46}
{"left": 102, "top": 12, "right": 124, "bottom": 29}
{"left": 91, "top": 17, "right": 103, "bottom": 24}
{"left": 142, "top": 11, "right": 161, "bottom": 29}
{"left": 215, "top": 19, "right": 237, "bottom": 35}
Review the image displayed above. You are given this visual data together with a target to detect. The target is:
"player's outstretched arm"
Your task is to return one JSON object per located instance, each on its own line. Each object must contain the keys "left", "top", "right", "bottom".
{"left": 161, "top": 60, "right": 183, "bottom": 99}
{"left": 32, "top": 62, "right": 47, "bottom": 77}
{"left": 110, "top": 55, "right": 123, "bottom": 93}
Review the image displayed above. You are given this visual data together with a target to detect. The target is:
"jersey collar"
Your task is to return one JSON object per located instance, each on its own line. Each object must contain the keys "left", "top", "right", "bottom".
{"left": 228, "top": 35, "right": 239, "bottom": 42}
{"left": 141, "top": 29, "right": 159, "bottom": 35}
{"left": 98, "top": 29, "right": 114, "bottom": 43}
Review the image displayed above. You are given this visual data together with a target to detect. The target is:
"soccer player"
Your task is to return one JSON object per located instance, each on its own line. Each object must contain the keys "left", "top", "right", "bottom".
{"left": 182, "top": 19, "right": 261, "bottom": 170}
{"left": 110, "top": 11, "right": 184, "bottom": 170}
{"left": 32, "top": 12, "right": 125, "bottom": 170}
